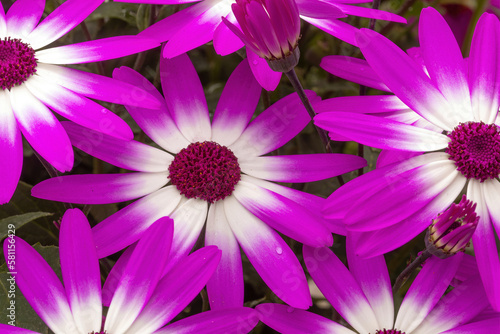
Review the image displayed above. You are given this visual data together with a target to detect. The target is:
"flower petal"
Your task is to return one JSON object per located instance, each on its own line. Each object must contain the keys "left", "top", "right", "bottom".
{"left": 162, "top": 0, "right": 229, "bottom": 58}
{"left": 32, "top": 172, "right": 169, "bottom": 204}
{"left": 0, "top": 91, "right": 22, "bottom": 204}
{"left": 357, "top": 28, "right": 455, "bottom": 131}
{"left": 10, "top": 84, "right": 73, "bottom": 172}
{"left": 468, "top": 179, "right": 500, "bottom": 311}
{"left": 395, "top": 254, "right": 463, "bottom": 333}
{"left": 161, "top": 198, "right": 208, "bottom": 274}
{"left": 112, "top": 66, "right": 190, "bottom": 154}
{"left": 213, "top": 11, "right": 245, "bottom": 55}
{"left": 240, "top": 153, "right": 365, "bottom": 183}
{"left": 229, "top": 91, "right": 316, "bottom": 157}
{"left": 315, "top": 95, "right": 407, "bottom": 114}
{"left": 346, "top": 235, "right": 394, "bottom": 329}
{"left": 160, "top": 53, "right": 211, "bottom": 142}
{"left": 419, "top": 7, "right": 471, "bottom": 124}
{"left": 233, "top": 176, "right": 333, "bottom": 247}
{"left": 155, "top": 307, "right": 258, "bottom": 334}
{"left": 320, "top": 56, "right": 389, "bottom": 91}
{"left": 102, "top": 243, "right": 136, "bottom": 307}
{"left": 3, "top": 237, "right": 76, "bottom": 333}
{"left": 346, "top": 158, "right": 459, "bottom": 232}
{"left": 412, "top": 276, "right": 491, "bottom": 334}
{"left": 246, "top": 49, "right": 281, "bottom": 91}
{"left": 125, "top": 246, "right": 222, "bottom": 333}
{"left": 296, "top": 0, "right": 345, "bottom": 19}
{"left": 5, "top": 0, "right": 45, "bottom": 38}
{"left": 62, "top": 121, "right": 173, "bottom": 172}
{"left": 205, "top": 201, "right": 244, "bottom": 309}
{"left": 36, "top": 63, "right": 162, "bottom": 109}
{"left": 211, "top": 58, "right": 261, "bottom": 146}
{"left": 439, "top": 318, "right": 500, "bottom": 334}
{"left": 469, "top": 13, "right": 500, "bottom": 124}
{"left": 25, "top": 75, "right": 133, "bottom": 140}
{"left": 335, "top": 3, "right": 406, "bottom": 23}
{"left": 0, "top": 5, "right": 6, "bottom": 37}
{"left": 27, "top": 0, "right": 104, "bottom": 49}
{"left": 303, "top": 246, "right": 379, "bottom": 333}
{"left": 105, "top": 217, "right": 174, "bottom": 334}
{"left": 92, "top": 186, "right": 182, "bottom": 258}
{"left": 256, "top": 303, "right": 356, "bottom": 334}
{"left": 59, "top": 209, "right": 102, "bottom": 333}
{"left": 36, "top": 36, "right": 159, "bottom": 64}
{"left": 225, "top": 195, "right": 312, "bottom": 309}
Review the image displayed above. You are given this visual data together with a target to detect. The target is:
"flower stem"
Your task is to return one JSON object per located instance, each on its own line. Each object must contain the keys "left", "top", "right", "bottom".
{"left": 284, "top": 68, "right": 331, "bottom": 153}
{"left": 392, "top": 250, "right": 431, "bottom": 293}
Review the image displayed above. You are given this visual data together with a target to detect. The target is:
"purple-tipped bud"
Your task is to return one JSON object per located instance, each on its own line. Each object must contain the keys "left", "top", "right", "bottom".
{"left": 425, "top": 195, "right": 479, "bottom": 259}
{"left": 224, "top": 0, "right": 301, "bottom": 71}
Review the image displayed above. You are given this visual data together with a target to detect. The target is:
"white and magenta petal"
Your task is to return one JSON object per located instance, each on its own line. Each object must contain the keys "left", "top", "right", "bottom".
{"left": 335, "top": 3, "right": 406, "bottom": 23}
{"left": 303, "top": 245, "right": 379, "bottom": 333}
{"left": 357, "top": 28, "right": 455, "bottom": 131}
{"left": 92, "top": 186, "right": 182, "bottom": 258}
{"left": 469, "top": 13, "right": 500, "bottom": 124}
{"left": 160, "top": 53, "right": 211, "bottom": 142}
{"left": 5, "top": 0, "right": 45, "bottom": 38}
{"left": 224, "top": 195, "right": 312, "bottom": 309}
{"left": 27, "top": 0, "right": 104, "bottom": 49}
{"left": 229, "top": 91, "right": 315, "bottom": 157}
{"left": 32, "top": 172, "right": 169, "bottom": 204}
{"left": 468, "top": 179, "right": 500, "bottom": 311}
{"left": 395, "top": 254, "right": 463, "bottom": 333}
{"left": 346, "top": 236, "right": 394, "bottom": 329}
{"left": 125, "top": 246, "right": 221, "bottom": 333}
{"left": 155, "top": 307, "right": 258, "bottom": 334}
{"left": 63, "top": 121, "right": 173, "bottom": 173}
{"left": 205, "top": 201, "right": 244, "bottom": 309}
{"left": 36, "top": 63, "right": 162, "bottom": 109}
{"left": 256, "top": 303, "right": 355, "bottom": 334}
{"left": 0, "top": 91, "right": 22, "bottom": 204}
{"left": 211, "top": 58, "right": 261, "bottom": 146}
{"left": 9, "top": 84, "right": 73, "bottom": 173}
{"left": 59, "top": 209, "right": 102, "bottom": 333}
{"left": 314, "top": 95, "right": 408, "bottom": 114}
{"left": 3, "top": 237, "right": 76, "bottom": 334}
{"left": 35, "top": 36, "right": 159, "bottom": 64}
{"left": 302, "top": 16, "right": 358, "bottom": 46}
{"left": 112, "top": 66, "right": 191, "bottom": 154}
{"left": 239, "top": 153, "right": 366, "bottom": 183}
{"left": 105, "top": 217, "right": 174, "bottom": 334}
{"left": 25, "top": 75, "right": 133, "bottom": 141}
{"left": 419, "top": 7, "right": 471, "bottom": 124}
{"left": 233, "top": 176, "right": 333, "bottom": 247}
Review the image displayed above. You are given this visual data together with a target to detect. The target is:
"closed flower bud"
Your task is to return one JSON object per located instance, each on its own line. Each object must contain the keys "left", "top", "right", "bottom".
{"left": 224, "top": 0, "right": 301, "bottom": 72}
{"left": 425, "top": 195, "right": 479, "bottom": 259}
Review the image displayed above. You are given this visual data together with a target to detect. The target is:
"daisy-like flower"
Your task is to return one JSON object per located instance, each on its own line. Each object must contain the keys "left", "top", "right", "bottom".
{"left": 0, "top": 0, "right": 161, "bottom": 204}
{"left": 0, "top": 209, "right": 258, "bottom": 334}
{"left": 32, "top": 53, "right": 366, "bottom": 310}
{"left": 115, "top": 0, "right": 405, "bottom": 90}
{"left": 256, "top": 241, "right": 498, "bottom": 334}
{"left": 314, "top": 7, "right": 500, "bottom": 310}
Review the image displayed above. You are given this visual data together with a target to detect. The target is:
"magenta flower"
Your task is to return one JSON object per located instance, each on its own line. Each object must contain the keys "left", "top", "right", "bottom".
{"left": 257, "top": 241, "right": 497, "bottom": 334}
{"left": 0, "top": 0, "right": 161, "bottom": 204}
{"left": 118, "top": 0, "right": 405, "bottom": 90}
{"left": 0, "top": 209, "right": 258, "bottom": 334}
{"left": 32, "top": 53, "right": 366, "bottom": 309}
{"left": 315, "top": 7, "right": 500, "bottom": 310}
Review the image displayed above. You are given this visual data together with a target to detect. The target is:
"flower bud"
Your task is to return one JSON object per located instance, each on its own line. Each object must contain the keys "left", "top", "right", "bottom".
{"left": 223, "top": 0, "right": 301, "bottom": 71}
{"left": 425, "top": 195, "right": 479, "bottom": 259}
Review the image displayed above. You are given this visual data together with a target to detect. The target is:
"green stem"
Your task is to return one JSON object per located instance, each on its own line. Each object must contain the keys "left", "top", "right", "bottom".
{"left": 462, "top": 0, "right": 490, "bottom": 56}
{"left": 393, "top": 250, "right": 432, "bottom": 293}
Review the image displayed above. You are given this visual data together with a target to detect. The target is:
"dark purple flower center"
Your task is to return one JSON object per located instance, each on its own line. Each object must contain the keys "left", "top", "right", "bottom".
{"left": 0, "top": 37, "right": 37, "bottom": 90}
{"left": 446, "top": 122, "right": 500, "bottom": 182}
{"left": 374, "top": 330, "right": 405, "bottom": 334}
{"left": 168, "top": 141, "right": 241, "bottom": 203}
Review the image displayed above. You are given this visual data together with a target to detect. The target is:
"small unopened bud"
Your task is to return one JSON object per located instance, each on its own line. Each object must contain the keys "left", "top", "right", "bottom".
{"left": 223, "top": 0, "right": 301, "bottom": 71}
{"left": 425, "top": 195, "right": 479, "bottom": 259}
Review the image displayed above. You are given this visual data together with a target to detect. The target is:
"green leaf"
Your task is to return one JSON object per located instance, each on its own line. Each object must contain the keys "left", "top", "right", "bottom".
{"left": 0, "top": 244, "right": 60, "bottom": 332}
{"left": 0, "top": 212, "right": 53, "bottom": 240}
